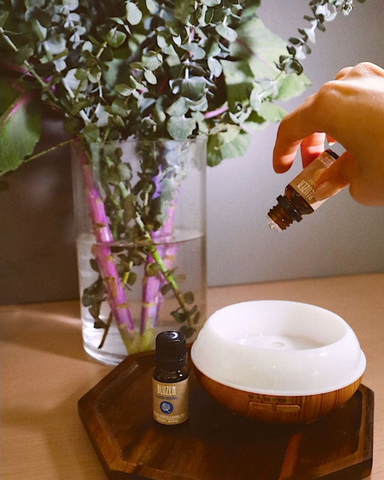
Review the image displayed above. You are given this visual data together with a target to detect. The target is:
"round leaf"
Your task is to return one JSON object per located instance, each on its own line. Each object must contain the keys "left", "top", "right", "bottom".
{"left": 207, "top": 57, "right": 222, "bottom": 77}
{"left": 167, "top": 116, "right": 196, "bottom": 140}
{"left": 142, "top": 51, "right": 163, "bottom": 71}
{"left": 180, "top": 77, "right": 206, "bottom": 101}
{"left": 106, "top": 29, "right": 127, "bottom": 48}
{"left": 126, "top": 2, "right": 142, "bottom": 25}
{"left": 215, "top": 24, "right": 237, "bottom": 42}
{"left": 166, "top": 97, "right": 188, "bottom": 116}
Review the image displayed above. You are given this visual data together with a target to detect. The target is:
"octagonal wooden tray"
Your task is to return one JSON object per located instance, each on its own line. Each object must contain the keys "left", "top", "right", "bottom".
{"left": 78, "top": 351, "right": 374, "bottom": 480}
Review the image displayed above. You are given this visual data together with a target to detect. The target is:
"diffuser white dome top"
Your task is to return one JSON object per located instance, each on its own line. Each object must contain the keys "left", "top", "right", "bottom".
{"left": 191, "top": 301, "right": 366, "bottom": 396}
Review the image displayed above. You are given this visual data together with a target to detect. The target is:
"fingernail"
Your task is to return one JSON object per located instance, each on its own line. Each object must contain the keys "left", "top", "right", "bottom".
{"left": 315, "top": 182, "right": 338, "bottom": 201}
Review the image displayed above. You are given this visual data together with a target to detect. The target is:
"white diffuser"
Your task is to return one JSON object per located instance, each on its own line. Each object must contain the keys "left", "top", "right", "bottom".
{"left": 191, "top": 301, "right": 366, "bottom": 423}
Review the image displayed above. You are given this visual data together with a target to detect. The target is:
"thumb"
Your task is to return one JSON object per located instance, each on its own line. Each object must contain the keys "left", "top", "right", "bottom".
{"left": 314, "top": 151, "right": 355, "bottom": 201}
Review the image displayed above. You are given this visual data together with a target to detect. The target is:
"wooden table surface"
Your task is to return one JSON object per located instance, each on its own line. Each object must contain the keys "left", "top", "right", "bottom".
{"left": 1, "top": 273, "right": 384, "bottom": 480}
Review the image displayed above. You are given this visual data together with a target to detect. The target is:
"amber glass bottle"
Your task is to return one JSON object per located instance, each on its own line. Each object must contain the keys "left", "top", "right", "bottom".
{"left": 152, "top": 331, "right": 189, "bottom": 425}
{"left": 268, "top": 149, "right": 339, "bottom": 231}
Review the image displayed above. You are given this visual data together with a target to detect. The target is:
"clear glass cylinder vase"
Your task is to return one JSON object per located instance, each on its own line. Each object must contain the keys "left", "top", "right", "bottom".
{"left": 71, "top": 138, "right": 207, "bottom": 365}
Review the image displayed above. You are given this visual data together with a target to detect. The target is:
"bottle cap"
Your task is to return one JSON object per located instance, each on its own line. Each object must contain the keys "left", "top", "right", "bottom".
{"left": 155, "top": 331, "right": 187, "bottom": 368}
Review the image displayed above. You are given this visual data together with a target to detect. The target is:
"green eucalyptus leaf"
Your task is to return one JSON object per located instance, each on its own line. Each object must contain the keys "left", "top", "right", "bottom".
{"left": 115, "top": 84, "right": 133, "bottom": 96}
{"left": 123, "top": 195, "right": 135, "bottom": 223}
{"left": 44, "top": 34, "right": 67, "bottom": 55}
{"left": 161, "top": 283, "right": 172, "bottom": 295}
{"left": 111, "top": 98, "right": 129, "bottom": 116}
{"left": 117, "top": 163, "right": 132, "bottom": 181}
{"left": 180, "top": 77, "right": 206, "bottom": 101}
{"left": 230, "top": 18, "right": 287, "bottom": 80}
{"left": 15, "top": 45, "right": 34, "bottom": 65}
{"left": 81, "top": 291, "right": 93, "bottom": 307}
{"left": 70, "top": 100, "right": 92, "bottom": 115}
{"left": 127, "top": 271, "right": 137, "bottom": 286}
{"left": 90, "top": 259, "right": 100, "bottom": 272}
{"left": 88, "top": 65, "right": 102, "bottom": 83}
{"left": 93, "top": 318, "right": 107, "bottom": 329}
{"left": 174, "top": 0, "right": 194, "bottom": 23}
{"left": 183, "top": 291, "right": 194, "bottom": 305}
{"left": 144, "top": 70, "right": 157, "bottom": 84}
{"left": 207, "top": 125, "right": 250, "bottom": 166}
{"left": 0, "top": 95, "right": 41, "bottom": 174}
{"left": 206, "top": 39, "right": 221, "bottom": 58}
{"left": 126, "top": 2, "right": 142, "bottom": 25}
{"left": 179, "top": 325, "right": 195, "bottom": 338}
{"left": 186, "top": 96, "right": 208, "bottom": 112}
{"left": 201, "top": 0, "right": 221, "bottom": 5}
{"left": 276, "top": 72, "right": 310, "bottom": 100}
{"left": 63, "top": 0, "right": 79, "bottom": 11}
{"left": 146, "top": 263, "right": 160, "bottom": 276}
{"left": 157, "top": 32, "right": 169, "bottom": 50}
{"left": 180, "top": 43, "right": 206, "bottom": 60}
{"left": 146, "top": 0, "right": 158, "bottom": 14}
{"left": 106, "top": 29, "right": 127, "bottom": 48}
{"left": 258, "top": 102, "right": 287, "bottom": 122}
{"left": 215, "top": 24, "right": 237, "bottom": 42}
{"left": 167, "top": 116, "right": 196, "bottom": 140}
{"left": 142, "top": 51, "right": 163, "bottom": 71}
{"left": 83, "top": 123, "right": 99, "bottom": 142}
{"left": 207, "top": 57, "right": 222, "bottom": 77}
{"left": 250, "top": 86, "right": 262, "bottom": 111}
{"left": 130, "top": 62, "right": 144, "bottom": 70}
{"left": 166, "top": 97, "right": 188, "bottom": 116}
{"left": 221, "top": 60, "right": 254, "bottom": 108}
{"left": 171, "top": 311, "right": 185, "bottom": 323}
{"left": 25, "top": 6, "right": 51, "bottom": 28}
{"left": 219, "top": 126, "right": 250, "bottom": 160}
{"left": 244, "top": 111, "right": 269, "bottom": 131}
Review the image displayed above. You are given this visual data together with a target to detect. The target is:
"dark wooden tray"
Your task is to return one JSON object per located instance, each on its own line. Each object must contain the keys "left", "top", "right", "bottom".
{"left": 78, "top": 351, "right": 374, "bottom": 480}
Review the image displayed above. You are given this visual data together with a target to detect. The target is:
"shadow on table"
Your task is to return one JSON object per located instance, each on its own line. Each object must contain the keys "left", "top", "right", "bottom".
{"left": 0, "top": 302, "right": 95, "bottom": 363}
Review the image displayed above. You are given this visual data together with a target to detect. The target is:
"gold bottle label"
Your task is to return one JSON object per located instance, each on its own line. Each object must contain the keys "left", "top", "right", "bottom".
{"left": 290, "top": 150, "right": 337, "bottom": 211}
{"left": 152, "top": 377, "right": 189, "bottom": 425}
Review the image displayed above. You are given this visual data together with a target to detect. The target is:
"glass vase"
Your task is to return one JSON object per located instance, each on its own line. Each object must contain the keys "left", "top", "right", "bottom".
{"left": 71, "top": 138, "right": 207, "bottom": 365}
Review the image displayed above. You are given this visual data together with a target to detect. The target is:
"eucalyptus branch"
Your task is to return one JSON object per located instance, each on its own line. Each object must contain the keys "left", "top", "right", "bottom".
{"left": 279, "top": 0, "right": 362, "bottom": 74}
{"left": 62, "top": 78, "right": 90, "bottom": 123}
{"left": 74, "top": 40, "right": 108, "bottom": 101}
{"left": 98, "top": 313, "right": 113, "bottom": 349}
{"left": 24, "top": 139, "right": 74, "bottom": 162}
{"left": 0, "top": 27, "right": 59, "bottom": 106}
{"left": 135, "top": 213, "right": 191, "bottom": 317}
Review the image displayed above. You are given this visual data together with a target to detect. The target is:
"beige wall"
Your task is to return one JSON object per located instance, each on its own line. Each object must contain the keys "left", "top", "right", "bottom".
{"left": 1, "top": 0, "right": 384, "bottom": 304}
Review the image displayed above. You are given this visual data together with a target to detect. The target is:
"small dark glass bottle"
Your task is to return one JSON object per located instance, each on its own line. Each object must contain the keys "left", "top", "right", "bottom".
{"left": 152, "top": 331, "right": 189, "bottom": 425}
{"left": 268, "top": 149, "right": 339, "bottom": 231}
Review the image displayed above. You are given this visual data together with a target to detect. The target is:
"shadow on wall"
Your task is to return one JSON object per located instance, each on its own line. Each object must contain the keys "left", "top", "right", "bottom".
{"left": 0, "top": 118, "right": 79, "bottom": 304}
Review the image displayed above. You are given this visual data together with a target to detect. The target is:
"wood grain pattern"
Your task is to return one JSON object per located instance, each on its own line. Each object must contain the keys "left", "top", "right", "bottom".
{"left": 78, "top": 351, "right": 373, "bottom": 480}
{"left": 194, "top": 367, "right": 363, "bottom": 423}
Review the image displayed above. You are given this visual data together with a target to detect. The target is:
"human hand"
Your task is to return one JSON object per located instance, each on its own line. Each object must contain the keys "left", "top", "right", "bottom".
{"left": 273, "top": 62, "right": 384, "bottom": 206}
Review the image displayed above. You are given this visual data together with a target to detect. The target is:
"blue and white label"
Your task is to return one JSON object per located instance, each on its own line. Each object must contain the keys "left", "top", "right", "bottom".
{"left": 160, "top": 401, "right": 174, "bottom": 414}
{"left": 153, "top": 378, "right": 189, "bottom": 425}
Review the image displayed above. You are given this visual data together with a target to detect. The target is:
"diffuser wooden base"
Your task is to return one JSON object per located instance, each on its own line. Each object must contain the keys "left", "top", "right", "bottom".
{"left": 194, "top": 368, "right": 363, "bottom": 423}
{"left": 78, "top": 351, "right": 373, "bottom": 480}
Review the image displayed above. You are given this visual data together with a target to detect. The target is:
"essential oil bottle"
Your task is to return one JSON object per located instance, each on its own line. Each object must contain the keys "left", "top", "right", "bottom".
{"left": 152, "top": 331, "right": 189, "bottom": 425}
{"left": 268, "top": 149, "right": 339, "bottom": 231}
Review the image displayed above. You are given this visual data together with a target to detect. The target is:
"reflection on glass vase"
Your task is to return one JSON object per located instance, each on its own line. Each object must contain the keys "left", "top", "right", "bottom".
{"left": 71, "top": 138, "right": 207, "bottom": 366}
